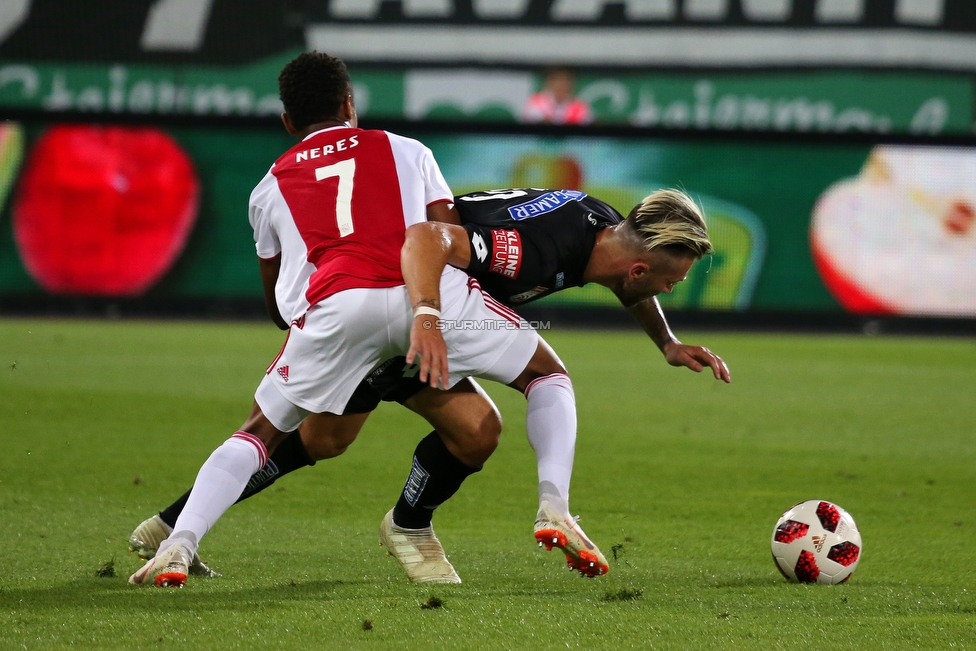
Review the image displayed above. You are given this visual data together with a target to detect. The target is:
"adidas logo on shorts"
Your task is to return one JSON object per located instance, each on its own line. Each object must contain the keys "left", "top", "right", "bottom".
{"left": 277, "top": 365, "right": 289, "bottom": 382}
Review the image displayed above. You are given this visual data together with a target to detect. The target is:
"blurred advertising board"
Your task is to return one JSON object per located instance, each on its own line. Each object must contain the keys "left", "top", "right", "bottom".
{"left": 0, "top": 60, "right": 971, "bottom": 136}
{"left": 0, "top": 123, "right": 974, "bottom": 317}
{"left": 3, "top": 1, "right": 976, "bottom": 134}
{"left": 410, "top": 70, "right": 972, "bottom": 135}
{"left": 427, "top": 134, "right": 976, "bottom": 317}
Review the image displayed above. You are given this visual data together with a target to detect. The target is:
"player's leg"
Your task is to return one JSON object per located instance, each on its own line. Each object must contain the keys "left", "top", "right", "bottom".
{"left": 158, "top": 427, "right": 316, "bottom": 524}
{"left": 376, "top": 377, "right": 501, "bottom": 584}
{"left": 132, "top": 427, "right": 315, "bottom": 563}
{"left": 128, "top": 389, "right": 375, "bottom": 569}
{"left": 440, "top": 274, "right": 608, "bottom": 576}
{"left": 508, "top": 337, "right": 574, "bottom": 515}
{"left": 129, "top": 401, "right": 291, "bottom": 587}
{"left": 130, "top": 289, "right": 397, "bottom": 587}
{"left": 507, "top": 338, "right": 609, "bottom": 577}
{"left": 130, "top": 401, "right": 371, "bottom": 588}
{"left": 393, "top": 378, "right": 501, "bottom": 528}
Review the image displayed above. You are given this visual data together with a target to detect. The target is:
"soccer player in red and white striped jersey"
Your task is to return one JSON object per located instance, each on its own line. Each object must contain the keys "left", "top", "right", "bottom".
{"left": 250, "top": 110, "right": 456, "bottom": 327}
{"left": 129, "top": 52, "right": 545, "bottom": 588}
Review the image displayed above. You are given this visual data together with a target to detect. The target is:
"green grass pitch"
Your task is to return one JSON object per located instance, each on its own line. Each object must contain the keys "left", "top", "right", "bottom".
{"left": 1, "top": 318, "right": 974, "bottom": 650}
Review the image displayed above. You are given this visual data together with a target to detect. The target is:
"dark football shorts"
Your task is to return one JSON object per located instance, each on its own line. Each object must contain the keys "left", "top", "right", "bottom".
{"left": 341, "top": 356, "right": 427, "bottom": 415}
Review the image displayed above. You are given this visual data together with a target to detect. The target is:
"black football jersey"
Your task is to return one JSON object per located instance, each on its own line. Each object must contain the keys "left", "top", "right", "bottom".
{"left": 457, "top": 189, "right": 623, "bottom": 306}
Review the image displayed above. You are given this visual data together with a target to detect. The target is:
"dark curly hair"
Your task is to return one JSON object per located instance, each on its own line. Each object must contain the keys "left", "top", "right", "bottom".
{"left": 278, "top": 51, "right": 351, "bottom": 131}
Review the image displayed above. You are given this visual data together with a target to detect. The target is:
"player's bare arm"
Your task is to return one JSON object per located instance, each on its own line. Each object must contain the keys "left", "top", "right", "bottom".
{"left": 258, "top": 255, "right": 288, "bottom": 330}
{"left": 401, "top": 221, "right": 472, "bottom": 389}
{"left": 426, "top": 200, "right": 462, "bottom": 226}
{"left": 628, "top": 296, "right": 678, "bottom": 350}
{"left": 628, "top": 297, "right": 731, "bottom": 383}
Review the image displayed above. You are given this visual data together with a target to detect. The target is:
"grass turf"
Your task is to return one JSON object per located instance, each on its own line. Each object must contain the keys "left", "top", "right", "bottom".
{"left": 0, "top": 318, "right": 974, "bottom": 650}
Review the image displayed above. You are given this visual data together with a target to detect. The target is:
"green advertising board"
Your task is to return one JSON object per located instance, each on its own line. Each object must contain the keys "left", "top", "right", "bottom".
{"left": 1, "top": 54, "right": 972, "bottom": 135}
{"left": 0, "top": 123, "right": 294, "bottom": 300}
{"left": 2, "top": 121, "right": 974, "bottom": 316}
{"left": 423, "top": 134, "right": 867, "bottom": 312}
{"left": 0, "top": 122, "right": 867, "bottom": 313}
{"left": 574, "top": 71, "right": 972, "bottom": 135}
{"left": 412, "top": 69, "right": 973, "bottom": 135}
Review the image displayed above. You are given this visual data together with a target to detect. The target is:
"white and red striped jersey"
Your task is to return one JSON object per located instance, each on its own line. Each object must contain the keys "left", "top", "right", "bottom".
{"left": 248, "top": 126, "right": 453, "bottom": 323}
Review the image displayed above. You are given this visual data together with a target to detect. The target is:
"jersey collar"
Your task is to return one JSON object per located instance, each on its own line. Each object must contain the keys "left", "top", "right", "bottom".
{"left": 302, "top": 125, "right": 353, "bottom": 141}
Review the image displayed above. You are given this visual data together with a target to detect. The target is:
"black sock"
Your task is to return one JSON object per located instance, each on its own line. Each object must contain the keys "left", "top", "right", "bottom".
{"left": 393, "top": 431, "right": 481, "bottom": 529}
{"left": 157, "top": 429, "right": 314, "bottom": 528}
{"left": 158, "top": 491, "right": 189, "bottom": 528}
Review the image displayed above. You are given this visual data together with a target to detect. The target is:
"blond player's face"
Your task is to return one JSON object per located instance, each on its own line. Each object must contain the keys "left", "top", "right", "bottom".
{"left": 652, "top": 254, "right": 695, "bottom": 296}
{"left": 620, "top": 252, "right": 695, "bottom": 306}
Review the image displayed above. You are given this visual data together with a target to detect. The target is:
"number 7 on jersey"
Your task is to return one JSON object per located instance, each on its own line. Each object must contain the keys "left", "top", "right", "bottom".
{"left": 315, "top": 159, "right": 356, "bottom": 237}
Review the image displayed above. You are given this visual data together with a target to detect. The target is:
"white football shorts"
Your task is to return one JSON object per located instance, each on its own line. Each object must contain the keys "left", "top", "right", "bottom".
{"left": 255, "top": 267, "right": 539, "bottom": 431}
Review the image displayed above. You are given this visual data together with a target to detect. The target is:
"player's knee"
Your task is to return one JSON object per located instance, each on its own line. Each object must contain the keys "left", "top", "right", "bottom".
{"left": 298, "top": 413, "right": 366, "bottom": 461}
{"left": 508, "top": 339, "right": 569, "bottom": 392}
{"left": 510, "top": 364, "right": 570, "bottom": 394}
{"left": 446, "top": 407, "right": 501, "bottom": 467}
{"left": 476, "top": 408, "right": 502, "bottom": 454}
{"left": 475, "top": 405, "right": 503, "bottom": 461}
{"left": 302, "top": 436, "right": 347, "bottom": 460}
{"left": 299, "top": 428, "right": 357, "bottom": 460}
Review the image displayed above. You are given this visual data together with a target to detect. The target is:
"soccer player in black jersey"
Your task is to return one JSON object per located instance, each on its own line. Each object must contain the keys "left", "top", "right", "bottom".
{"left": 129, "top": 187, "right": 729, "bottom": 581}
{"left": 402, "top": 186, "right": 728, "bottom": 389}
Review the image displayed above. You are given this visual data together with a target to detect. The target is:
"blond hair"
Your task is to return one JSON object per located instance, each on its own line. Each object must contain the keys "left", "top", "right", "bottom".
{"left": 626, "top": 189, "right": 713, "bottom": 257}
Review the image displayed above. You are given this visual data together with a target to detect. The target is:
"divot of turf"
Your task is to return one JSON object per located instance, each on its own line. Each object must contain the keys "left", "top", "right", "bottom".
{"left": 603, "top": 588, "right": 643, "bottom": 602}
{"left": 611, "top": 543, "right": 625, "bottom": 560}
{"left": 96, "top": 557, "right": 116, "bottom": 578}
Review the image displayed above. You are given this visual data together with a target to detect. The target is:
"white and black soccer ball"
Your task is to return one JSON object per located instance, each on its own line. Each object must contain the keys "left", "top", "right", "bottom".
{"left": 771, "top": 500, "right": 862, "bottom": 584}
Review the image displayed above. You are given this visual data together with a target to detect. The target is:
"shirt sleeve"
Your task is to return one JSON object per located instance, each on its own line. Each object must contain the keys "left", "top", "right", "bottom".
{"left": 463, "top": 223, "right": 493, "bottom": 273}
{"left": 248, "top": 173, "right": 281, "bottom": 259}
{"left": 419, "top": 145, "right": 454, "bottom": 207}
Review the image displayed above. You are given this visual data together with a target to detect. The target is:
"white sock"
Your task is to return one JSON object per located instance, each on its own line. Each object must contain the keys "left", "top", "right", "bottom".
{"left": 163, "top": 431, "right": 268, "bottom": 557}
{"left": 525, "top": 373, "right": 576, "bottom": 516}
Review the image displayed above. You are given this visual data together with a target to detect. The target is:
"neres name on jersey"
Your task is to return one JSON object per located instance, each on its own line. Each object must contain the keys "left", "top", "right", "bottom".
{"left": 294, "top": 135, "right": 360, "bottom": 163}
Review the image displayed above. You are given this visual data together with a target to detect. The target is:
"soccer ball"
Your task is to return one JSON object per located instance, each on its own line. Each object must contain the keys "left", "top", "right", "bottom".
{"left": 771, "top": 500, "right": 862, "bottom": 584}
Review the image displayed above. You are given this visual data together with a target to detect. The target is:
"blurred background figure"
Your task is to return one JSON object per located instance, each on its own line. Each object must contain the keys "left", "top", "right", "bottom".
{"left": 522, "top": 67, "right": 592, "bottom": 125}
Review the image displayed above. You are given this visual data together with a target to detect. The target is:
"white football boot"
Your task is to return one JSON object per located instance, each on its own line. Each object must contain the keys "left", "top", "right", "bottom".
{"left": 128, "top": 515, "right": 218, "bottom": 577}
{"left": 378, "top": 509, "right": 461, "bottom": 584}
{"left": 128, "top": 540, "right": 192, "bottom": 588}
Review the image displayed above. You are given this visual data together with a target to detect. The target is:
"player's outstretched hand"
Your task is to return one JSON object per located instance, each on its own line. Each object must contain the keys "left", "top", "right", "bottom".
{"left": 407, "top": 314, "right": 450, "bottom": 389}
{"left": 663, "top": 341, "right": 731, "bottom": 383}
